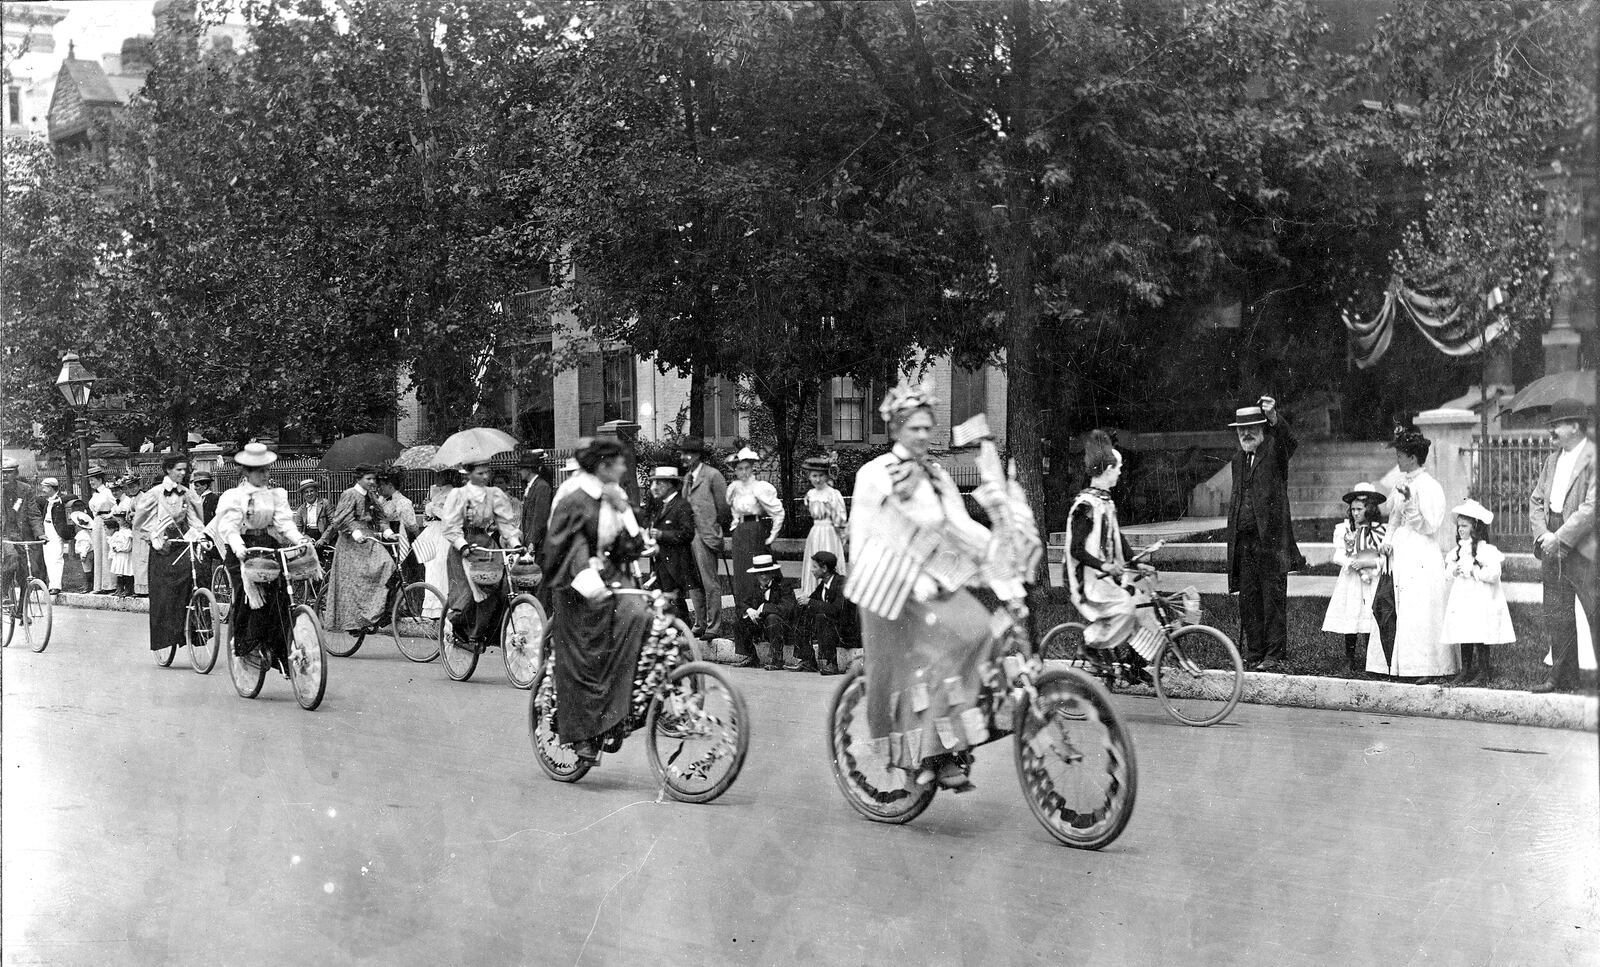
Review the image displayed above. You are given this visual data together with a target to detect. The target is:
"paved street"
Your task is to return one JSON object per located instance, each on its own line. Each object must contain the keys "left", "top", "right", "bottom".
{"left": 5, "top": 607, "right": 1597, "bottom": 967}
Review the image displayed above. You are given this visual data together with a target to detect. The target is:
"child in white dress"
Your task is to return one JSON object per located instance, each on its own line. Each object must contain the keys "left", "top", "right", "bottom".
{"left": 800, "top": 457, "right": 847, "bottom": 597}
{"left": 1441, "top": 499, "right": 1514, "bottom": 685}
{"left": 106, "top": 517, "right": 135, "bottom": 595}
{"left": 1322, "top": 482, "right": 1386, "bottom": 673}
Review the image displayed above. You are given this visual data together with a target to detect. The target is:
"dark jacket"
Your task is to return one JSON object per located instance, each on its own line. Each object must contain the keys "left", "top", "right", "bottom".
{"left": 521, "top": 475, "right": 554, "bottom": 557}
{"left": 1226, "top": 416, "right": 1304, "bottom": 590}
{"left": 754, "top": 575, "right": 797, "bottom": 623}
{"left": 1, "top": 479, "right": 43, "bottom": 541}
{"left": 648, "top": 492, "right": 700, "bottom": 594}
{"left": 200, "top": 490, "right": 220, "bottom": 524}
{"left": 41, "top": 491, "right": 73, "bottom": 541}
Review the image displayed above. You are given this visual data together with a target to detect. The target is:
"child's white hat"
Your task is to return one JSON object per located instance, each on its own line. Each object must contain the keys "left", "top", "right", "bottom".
{"left": 1452, "top": 498, "right": 1493, "bottom": 525}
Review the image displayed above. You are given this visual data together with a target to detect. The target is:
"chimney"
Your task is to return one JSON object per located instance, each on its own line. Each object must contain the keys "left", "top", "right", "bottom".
{"left": 102, "top": 52, "right": 123, "bottom": 74}
{"left": 119, "top": 36, "right": 152, "bottom": 74}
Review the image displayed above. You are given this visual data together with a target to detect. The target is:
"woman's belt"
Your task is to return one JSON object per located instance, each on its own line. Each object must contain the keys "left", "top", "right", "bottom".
{"left": 738, "top": 514, "right": 769, "bottom": 524}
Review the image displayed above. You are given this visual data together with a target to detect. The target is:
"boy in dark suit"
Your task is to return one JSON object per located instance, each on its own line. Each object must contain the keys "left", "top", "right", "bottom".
{"left": 733, "top": 553, "right": 795, "bottom": 670}
{"left": 787, "top": 550, "right": 848, "bottom": 675}
{"left": 645, "top": 466, "right": 700, "bottom": 620}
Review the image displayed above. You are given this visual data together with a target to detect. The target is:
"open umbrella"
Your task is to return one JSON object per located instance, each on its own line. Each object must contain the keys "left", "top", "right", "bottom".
{"left": 391, "top": 444, "right": 440, "bottom": 470}
{"left": 1508, "top": 370, "right": 1595, "bottom": 413}
{"left": 319, "top": 432, "right": 403, "bottom": 470}
{"left": 432, "top": 428, "right": 518, "bottom": 469}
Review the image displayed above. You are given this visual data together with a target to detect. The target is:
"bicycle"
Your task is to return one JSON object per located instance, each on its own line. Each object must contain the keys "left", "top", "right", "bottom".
{"left": 152, "top": 537, "right": 223, "bottom": 674}
{"left": 320, "top": 537, "right": 447, "bottom": 663}
{"left": 1041, "top": 542, "right": 1244, "bottom": 728}
{"left": 439, "top": 545, "right": 548, "bottom": 688}
{"left": 1, "top": 538, "right": 51, "bottom": 652}
{"left": 225, "top": 544, "right": 329, "bottom": 710}
{"left": 527, "top": 561, "right": 746, "bottom": 803}
{"left": 826, "top": 597, "right": 1138, "bottom": 850}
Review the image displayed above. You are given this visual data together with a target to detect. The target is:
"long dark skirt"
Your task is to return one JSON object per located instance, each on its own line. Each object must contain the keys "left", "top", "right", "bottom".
{"left": 730, "top": 519, "right": 766, "bottom": 611}
{"left": 552, "top": 585, "right": 650, "bottom": 744}
{"left": 146, "top": 541, "right": 193, "bottom": 651}
{"left": 226, "top": 536, "right": 294, "bottom": 673}
{"left": 446, "top": 539, "right": 506, "bottom": 645}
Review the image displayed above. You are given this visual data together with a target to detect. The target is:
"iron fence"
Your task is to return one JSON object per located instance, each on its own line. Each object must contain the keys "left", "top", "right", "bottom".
{"left": 1463, "top": 432, "right": 1553, "bottom": 541}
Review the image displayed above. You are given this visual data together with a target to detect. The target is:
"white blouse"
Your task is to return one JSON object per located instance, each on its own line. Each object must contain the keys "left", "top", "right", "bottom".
{"left": 727, "top": 478, "right": 784, "bottom": 538}
{"left": 212, "top": 481, "right": 307, "bottom": 558}
{"left": 440, "top": 482, "right": 521, "bottom": 551}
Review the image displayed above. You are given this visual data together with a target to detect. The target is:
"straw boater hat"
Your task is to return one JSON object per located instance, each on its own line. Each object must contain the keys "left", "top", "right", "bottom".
{"left": 1228, "top": 404, "right": 1268, "bottom": 427}
{"left": 649, "top": 466, "right": 683, "bottom": 483}
{"left": 1452, "top": 498, "right": 1493, "bottom": 525}
{"left": 191, "top": 471, "right": 213, "bottom": 484}
{"left": 298, "top": 478, "right": 320, "bottom": 492}
{"left": 562, "top": 457, "right": 579, "bottom": 473}
{"left": 802, "top": 456, "right": 835, "bottom": 474}
{"left": 1545, "top": 399, "right": 1589, "bottom": 426}
{"left": 746, "top": 553, "right": 782, "bottom": 575}
{"left": 1341, "top": 482, "right": 1386, "bottom": 505}
{"left": 233, "top": 442, "right": 278, "bottom": 467}
{"left": 729, "top": 446, "right": 761, "bottom": 465}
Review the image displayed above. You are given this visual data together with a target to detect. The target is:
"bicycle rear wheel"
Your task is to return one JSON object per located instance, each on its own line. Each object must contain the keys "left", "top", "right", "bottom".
{"left": 390, "top": 582, "right": 444, "bottom": 663}
{"left": 500, "top": 593, "right": 546, "bottom": 688}
{"left": 287, "top": 604, "right": 328, "bottom": 711}
{"left": 528, "top": 663, "right": 590, "bottom": 783}
{"left": 228, "top": 643, "right": 266, "bottom": 699}
{"left": 1152, "top": 624, "right": 1244, "bottom": 727}
{"left": 186, "top": 587, "right": 221, "bottom": 674}
{"left": 827, "top": 665, "right": 935, "bottom": 824}
{"left": 21, "top": 579, "right": 51, "bottom": 653}
{"left": 646, "top": 662, "right": 750, "bottom": 804}
{"left": 440, "top": 613, "right": 479, "bottom": 682}
{"left": 1014, "top": 667, "right": 1137, "bottom": 850}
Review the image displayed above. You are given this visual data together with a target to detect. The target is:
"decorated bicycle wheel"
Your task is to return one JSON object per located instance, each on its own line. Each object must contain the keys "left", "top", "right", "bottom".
{"left": 826, "top": 665, "right": 935, "bottom": 824}
{"left": 390, "top": 582, "right": 444, "bottom": 663}
{"left": 186, "top": 587, "right": 221, "bottom": 674}
{"left": 528, "top": 662, "right": 590, "bottom": 783}
{"left": 287, "top": 604, "right": 328, "bottom": 711}
{"left": 645, "top": 661, "right": 749, "bottom": 803}
{"left": 20, "top": 578, "right": 52, "bottom": 653}
{"left": 1013, "top": 667, "right": 1137, "bottom": 850}
{"left": 1152, "top": 624, "right": 1244, "bottom": 727}
{"left": 500, "top": 593, "right": 546, "bottom": 688}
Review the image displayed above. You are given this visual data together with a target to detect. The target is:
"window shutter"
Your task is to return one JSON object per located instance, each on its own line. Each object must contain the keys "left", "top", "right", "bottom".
{"left": 717, "top": 376, "right": 738, "bottom": 441}
{"left": 818, "top": 380, "right": 833, "bottom": 441}
{"left": 578, "top": 353, "right": 603, "bottom": 436}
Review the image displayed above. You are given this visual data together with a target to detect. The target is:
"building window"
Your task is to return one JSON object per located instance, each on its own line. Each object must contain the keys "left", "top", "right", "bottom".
{"left": 703, "top": 375, "right": 740, "bottom": 443}
{"left": 578, "top": 349, "right": 636, "bottom": 436}
{"left": 517, "top": 340, "right": 556, "bottom": 448}
{"left": 6, "top": 88, "right": 19, "bottom": 125}
{"left": 949, "top": 363, "right": 987, "bottom": 439}
{"left": 828, "top": 377, "right": 867, "bottom": 443}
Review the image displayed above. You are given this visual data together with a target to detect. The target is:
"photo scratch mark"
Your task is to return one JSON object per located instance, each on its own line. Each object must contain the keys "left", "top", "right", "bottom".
{"left": 574, "top": 836, "right": 659, "bottom": 967}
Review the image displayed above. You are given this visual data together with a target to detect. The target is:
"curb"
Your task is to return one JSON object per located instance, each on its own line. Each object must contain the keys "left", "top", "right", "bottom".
{"left": 48, "top": 597, "right": 1594, "bottom": 731}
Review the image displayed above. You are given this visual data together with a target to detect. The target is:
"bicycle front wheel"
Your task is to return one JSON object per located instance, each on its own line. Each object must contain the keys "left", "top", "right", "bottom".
{"left": 1014, "top": 667, "right": 1137, "bottom": 850}
{"left": 22, "top": 579, "right": 52, "bottom": 653}
{"left": 186, "top": 587, "right": 221, "bottom": 674}
{"left": 390, "top": 582, "right": 444, "bottom": 663}
{"left": 210, "top": 565, "right": 233, "bottom": 622}
{"left": 500, "top": 593, "right": 546, "bottom": 689}
{"left": 288, "top": 604, "right": 328, "bottom": 711}
{"left": 645, "top": 661, "right": 750, "bottom": 804}
{"left": 1152, "top": 624, "right": 1244, "bottom": 727}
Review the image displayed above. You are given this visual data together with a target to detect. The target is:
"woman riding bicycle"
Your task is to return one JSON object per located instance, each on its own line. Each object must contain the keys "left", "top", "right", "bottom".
{"left": 1065, "top": 430, "right": 1157, "bottom": 685}
{"left": 131, "top": 453, "right": 205, "bottom": 658}
{"left": 847, "top": 384, "right": 995, "bottom": 794}
{"left": 210, "top": 442, "right": 313, "bottom": 674}
{"left": 543, "top": 437, "right": 653, "bottom": 765}
{"left": 440, "top": 460, "right": 521, "bottom": 649}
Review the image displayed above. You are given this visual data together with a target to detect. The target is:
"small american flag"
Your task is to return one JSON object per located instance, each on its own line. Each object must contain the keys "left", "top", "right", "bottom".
{"left": 845, "top": 539, "right": 921, "bottom": 620}
{"left": 951, "top": 414, "right": 993, "bottom": 448}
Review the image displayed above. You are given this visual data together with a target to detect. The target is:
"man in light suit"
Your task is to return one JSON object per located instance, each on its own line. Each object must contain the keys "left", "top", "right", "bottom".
{"left": 1529, "top": 399, "right": 1596, "bottom": 694}
{"left": 37, "top": 477, "right": 71, "bottom": 594}
{"left": 679, "top": 438, "right": 731, "bottom": 638}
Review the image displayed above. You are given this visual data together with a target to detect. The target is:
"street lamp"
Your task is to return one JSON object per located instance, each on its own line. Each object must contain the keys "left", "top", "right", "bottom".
{"left": 55, "top": 351, "right": 98, "bottom": 501}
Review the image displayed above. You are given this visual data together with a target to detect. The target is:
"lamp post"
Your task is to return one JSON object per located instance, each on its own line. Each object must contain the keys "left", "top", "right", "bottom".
{"left": 55, "top": 351, "right": 98, "bottom": 501}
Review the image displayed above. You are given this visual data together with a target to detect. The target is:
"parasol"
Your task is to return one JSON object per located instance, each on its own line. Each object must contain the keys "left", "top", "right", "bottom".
{"left": 319, "top": 433, "right": 404, "bottom": 471}
{"left": 391, "top": 445, "right": 440, "bottom": 470}
{"left": 432, "top": 428, "right": 518, "bottom": 469}
{"left": 1507, "top": 370, "right": 1595, "bottom": 413}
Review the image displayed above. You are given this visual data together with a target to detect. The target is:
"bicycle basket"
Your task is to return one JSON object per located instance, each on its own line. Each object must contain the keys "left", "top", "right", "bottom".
{"left": 508, "top": 560, "right": 542, "bottom": 591}
{"left": 284, "top": 545, "right": 322, "bottom": 583}
{"left": 463, "top": 554, "right": 505, "bottom": 589}
{"left": 1173, "top": 586, "right": 1202, "bottom": 625}
{"left": 240, "top": 553, "right": 283, "bottom": 586}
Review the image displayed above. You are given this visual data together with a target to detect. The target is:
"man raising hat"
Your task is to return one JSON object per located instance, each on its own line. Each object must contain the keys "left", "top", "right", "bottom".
{"left": 1529, "top": 398, "right": 1596, "bottom": 693}
{"left": 677, "top": 438, "right": 731, "bottom": 638}
{"left": 1225, "top": 395, "right": 1304, "bottom": 671}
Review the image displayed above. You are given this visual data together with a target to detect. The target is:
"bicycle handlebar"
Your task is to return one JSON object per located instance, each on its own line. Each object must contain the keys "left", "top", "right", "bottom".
{"left": 1, "top": 539, "right": 46, "bottom": 546}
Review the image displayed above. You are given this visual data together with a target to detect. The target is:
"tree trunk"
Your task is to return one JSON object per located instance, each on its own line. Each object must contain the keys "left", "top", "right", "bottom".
{"left": 768, "top": 392, "right": 794, "bottom": 539}
{"left": 688, "top": 357, "right": 707, "bottom": 438}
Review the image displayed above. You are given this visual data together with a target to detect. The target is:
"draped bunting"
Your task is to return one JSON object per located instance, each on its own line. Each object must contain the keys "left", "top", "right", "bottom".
{"left": 1342, "top": 277, "right": 1509, "bottom": 369}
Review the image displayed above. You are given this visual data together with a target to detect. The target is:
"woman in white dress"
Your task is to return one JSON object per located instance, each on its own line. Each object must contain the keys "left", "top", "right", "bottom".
{"left": 725, "top": 448, "right": 783, "bottom": 615}
{"left": 1368, "top": 430, "right": 1456, "bottom": 680}
{"left": 419, "top": 469, "right": 461, "bottom": 618}
{"left": 799, "top": 456, "right": 847, "bottom": 597}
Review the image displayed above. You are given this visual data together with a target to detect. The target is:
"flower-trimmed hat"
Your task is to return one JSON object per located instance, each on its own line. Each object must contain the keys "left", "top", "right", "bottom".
{"left": 233, "top": 442, "right": 278, "bottom": 468}
{"left": 728, "top": 447, "right": 761, "bottom": 465}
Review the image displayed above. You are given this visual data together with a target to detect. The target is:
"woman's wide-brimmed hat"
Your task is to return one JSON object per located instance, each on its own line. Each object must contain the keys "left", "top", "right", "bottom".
{"left": 649, "top": 466, "right": 683, "bottom": 483}
{"left": 85, "top": 465, "right": 107, "bottom": 480}
{"left": 233, "top": 442, "right": 278, "bottom": 468}
{"left": 1342, "top": 482, "right": 1387, "bottom": 505}
{"left": 746, "top": 553, "right": 782, "bottom": 575}
{"left": 1453, "top": 498, "right": 1493, "bottom": 525}
{"left": 1228, "top": 404, "right": 1268, "bottom": 427}
{"left": 298, "top": 478, "right": 320, "bottom": 492}
{"left": 562, "top": 457, "right": 579, "bottom": 473}
{"left": 802, "top": 456, "right": 835, "bottom": 473}
{"left": 728, "top": 447, "right": 761, "bottom": 465}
